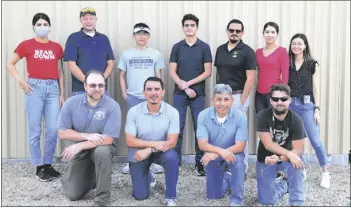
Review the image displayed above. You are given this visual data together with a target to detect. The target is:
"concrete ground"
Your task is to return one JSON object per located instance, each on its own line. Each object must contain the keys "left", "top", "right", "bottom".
{"left": 1, "top": 161, "right": 350, "bottom": 207}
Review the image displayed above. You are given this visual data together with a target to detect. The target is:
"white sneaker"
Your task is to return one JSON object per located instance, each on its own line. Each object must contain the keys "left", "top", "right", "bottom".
{"left": 165, "top": 199, "right": 177, "bottom": 206}
{"left": 320, "top": 172, "right": 330, "bottom": 189}
{"left": 150, "top": 171, "right": 157, "bottom": 188}
{"left": 122, "top": 163, "right": 129, "bottom": 174}
{"left": 150, "top": 163, "right": 164, "bottom": 174}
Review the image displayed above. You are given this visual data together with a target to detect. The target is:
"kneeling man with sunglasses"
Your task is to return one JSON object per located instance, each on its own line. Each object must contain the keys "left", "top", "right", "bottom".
{"left": 256, "top": 84, "right": 306, "bottom": 206}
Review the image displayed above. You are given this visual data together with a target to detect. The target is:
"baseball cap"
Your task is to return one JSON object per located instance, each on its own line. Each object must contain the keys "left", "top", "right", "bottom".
{"left": 80, "top": 7, "right": 96, "bottom": 17}
{"left": 133, "top": 26, "right": 151, "bottom": 34}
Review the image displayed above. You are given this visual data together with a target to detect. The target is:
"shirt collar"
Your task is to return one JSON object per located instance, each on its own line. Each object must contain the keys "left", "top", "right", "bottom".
{"left": 142, "top": 101, "right": 165, "bottom": 115}
{"left": 225, "top": 39, "right": 244, "bottom": 51}
{"left": 210, "top": 107, "right": 235, "bottom": 124}
{"left": 83, "top": 94, "right": 106, "bottom": 108}
{"left": 181, "top": 38, "right": 201, "bottom": 46}
{"left": 79, "top": 28, "right": 101, "bottom": 36}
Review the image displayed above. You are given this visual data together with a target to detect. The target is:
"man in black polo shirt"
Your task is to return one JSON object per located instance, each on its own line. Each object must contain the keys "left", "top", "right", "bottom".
{"left": 214, "top": 19, "right": 257, "bottom": 177}
{"left": 169, "top": 13, "right": 212, "bottom": 176}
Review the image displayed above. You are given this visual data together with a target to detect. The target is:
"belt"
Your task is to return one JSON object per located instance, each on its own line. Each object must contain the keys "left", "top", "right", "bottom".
{"left": 232, "top": 90, "right": 243, "bottom": 94}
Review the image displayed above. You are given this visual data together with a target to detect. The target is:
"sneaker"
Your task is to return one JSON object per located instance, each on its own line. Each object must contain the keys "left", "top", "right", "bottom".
{"left": 36, "top": 167, "right": 53, "bottom": 182}
{"left": 195, "top": 162, "right": 206, "bottom": 176}
{"left": 92, "top": 201, "right": 108, "bottom": 207}
{"left": 122, "top": 163, "right": 129, "bottom": 174}
{"left": 45, "top": 165, "right": 61, "bottom": 178}
{"left": 320, "top": 172, "right": 330, "bottom": 189}
{"left": 230, "top": 202, "right": 241, "bottom": 206}
{"left": 150, "top": 163, "right": 164, "bottom": 174}
{"left": 165, "top": 198, "right": 177, "bottom": 206}
{"left": 149, "top": 171, "right": 156, "bottom": 188}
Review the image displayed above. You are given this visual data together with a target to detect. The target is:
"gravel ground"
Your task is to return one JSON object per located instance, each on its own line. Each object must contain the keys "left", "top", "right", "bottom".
{"left": 1, "top": 161, "right": 350, "bottom": 206}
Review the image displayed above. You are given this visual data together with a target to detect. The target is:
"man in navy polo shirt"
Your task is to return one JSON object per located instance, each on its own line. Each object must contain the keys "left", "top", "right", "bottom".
{"left": 214, "top": 19, "right": 257, "bottom": 177}
{"left": 169, "top": 13, "right": 212, "bottom": 176}
{"left": 64, "top": 7, "right": 115, "bottom": 96}
{"left": 197, "top": 84, "right": 247, "bottom": 206}
{"left": 57, "top": 70, "right": 121, "bottom": 206}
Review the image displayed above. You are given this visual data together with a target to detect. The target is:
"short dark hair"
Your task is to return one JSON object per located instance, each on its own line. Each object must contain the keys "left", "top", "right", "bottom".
{"left": 182, "top": 14, "right": 199, "bottom": 27}
{"left": 32, "top": 13, "right": 51, "bottom": 26}
{"left": 134, "top": 22, "right": 150, "bottom": 30}
{"left": 84, "top": 69, "right": 106, "bottom": 83}
{"left": 226, "top": 19, "right": 244, "bottom": 31}
{"left": 143, "top": 77, "right": 164, "bottom": 90}
{"left": 263, "top": 21, "right": 279, "bottom": 34}
{"left": 269, "top": 84, "right": 291, "bottom": 97}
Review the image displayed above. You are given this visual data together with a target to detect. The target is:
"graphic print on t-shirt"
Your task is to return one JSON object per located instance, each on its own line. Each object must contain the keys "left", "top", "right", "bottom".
{"left": 34, "top": 50, "right": 56, "bottom": 60}
{"left": 270, "top": 127, "right": 289, "bottom": 145}
{"left": 128, "top": 56, "right": 154, "bottom": 69}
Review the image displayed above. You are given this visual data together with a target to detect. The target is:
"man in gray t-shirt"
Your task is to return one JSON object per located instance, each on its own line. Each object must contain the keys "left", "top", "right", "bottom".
{"left": 118, "top": 22, "right": 165, "bottom": 175}
{"left": 125, "top": 77, "right": 180, "bottom": 206}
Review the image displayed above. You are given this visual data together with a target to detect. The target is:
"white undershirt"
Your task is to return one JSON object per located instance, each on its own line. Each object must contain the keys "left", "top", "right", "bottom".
{"left": 84, "top": 31, "right": 95, "bottom": 37}
{"left": 217, "top": 116, "right": 228, "bottom": 124}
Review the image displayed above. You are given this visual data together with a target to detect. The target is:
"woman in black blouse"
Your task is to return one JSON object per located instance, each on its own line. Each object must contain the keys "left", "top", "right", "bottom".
{"left": 288, "top": 33, "right": 330, "bottom": 189}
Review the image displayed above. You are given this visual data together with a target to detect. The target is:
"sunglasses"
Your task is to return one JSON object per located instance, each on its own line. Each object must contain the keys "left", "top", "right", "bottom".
{"left": 228, "top": 29, "right": 242, "bottom": 34}
{"left": 271, "top": 96, "right": 289, "bottom": 102}
{"left": 81, "top": 7, "right": 95, "bottom": 13}
{"left": 88, "top": 83, "right": 105, "bottom": 89}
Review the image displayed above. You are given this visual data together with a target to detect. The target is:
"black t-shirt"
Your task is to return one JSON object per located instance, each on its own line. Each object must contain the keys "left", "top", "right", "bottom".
{"left": 256, "top": 107, "right": 307, "bottom": 163}
{"left": 214, "top": 40, "right": 257, "bottom": 91}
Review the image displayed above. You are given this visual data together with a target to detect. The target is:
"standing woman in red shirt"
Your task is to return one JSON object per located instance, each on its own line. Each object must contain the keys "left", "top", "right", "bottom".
{"left": 7, "top": 13, "right": 64, "bottom": 182}
{"left": 288, "top": 33, "right": 330, "bottom": 189}
{"left": 255, "top": 22, "right": 289, "bottom": 113}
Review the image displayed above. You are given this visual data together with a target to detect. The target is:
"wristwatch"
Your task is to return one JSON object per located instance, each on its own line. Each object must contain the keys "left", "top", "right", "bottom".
{"left": 314, "top": 106, "right": 320, "bottom": 111}
{"left": 276, "top": 156, "right": 282, "bottom": 164}
{"left": 151, "top": 147, "right": 156, "bottom": 153}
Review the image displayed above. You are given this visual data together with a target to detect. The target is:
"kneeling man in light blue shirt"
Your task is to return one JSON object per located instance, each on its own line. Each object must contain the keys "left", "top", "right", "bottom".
{"left": 125, "top": 76, "right": 180, "bottom": 206}
{"left": 197, "top": 84, "right": 248, "bottom": 206}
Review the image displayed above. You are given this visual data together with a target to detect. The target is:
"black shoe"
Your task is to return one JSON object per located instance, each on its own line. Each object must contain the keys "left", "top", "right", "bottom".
{"left": 45, "top": 165, "right": 61, "bottom": 178}
{"left": 195, "top": 163, "right": 206, "bottom": 176}
{"left": 93, "top": 201, "right": 109, "bottom": 207}
{"left": 36, "top": 167, "right": 53, "bottom": 182}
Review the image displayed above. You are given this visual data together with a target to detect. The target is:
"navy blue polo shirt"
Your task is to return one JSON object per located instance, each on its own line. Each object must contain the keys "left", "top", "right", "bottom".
{"left": 169, "top": 38, "right": 212, "bottom": 96}
{"left": 64, "top": 29, "right": 115, "bottom": 92}
{"left": 214, "top": 40, "right": 257, "bottom": 91}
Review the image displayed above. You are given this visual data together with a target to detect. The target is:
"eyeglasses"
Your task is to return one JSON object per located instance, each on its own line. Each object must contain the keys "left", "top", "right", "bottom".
{"left": 184, "top": 24, "right": 196, "bottom": 28}
{"left": 228, "top": 29, "right": 242, "bottom": 34}
{"left": 271, "top": 96, "right": 289, "bottom": 102}
{"left": 88, "top": 83, "right": 105, "bottom": 89}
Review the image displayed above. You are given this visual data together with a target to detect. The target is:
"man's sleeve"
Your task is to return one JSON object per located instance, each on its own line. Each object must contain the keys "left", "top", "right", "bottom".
{"left": 105, "top": 36, "right": 115, "bottom": 61}
{"left": 245, "top": 47, "right": 257, "bottom": 70}
{"left": 117, "top": 52, "right": 127, "bottom": 71}
{"left": 63, "top": 34, "right": 78, "bottom": 62}
{"left": 196, "top": 111, "right": 209, "bottom": 140}
{"left": 235, "top": 114, "right": 248, "bottom": 142}
{"left": 169, "top": 44, "right": 178, "bottom": 63}
{"left": 256, "top": 110, "right": 270, "bottom": 132}
{"left": 155, "top": 50, "right": 165, "bottom": 70}
{"left": 57, "top": 99, "right": 73, "bottom": 130}
{"left": 167, "top": 108, "right": 180, "bottom": 134}
{"left": 124, "top": 108, "right": 137, "bottom": 136}
{"left": 290, "top": 114, "right": 308, "bottom": 141}
{"left": 203, "top": 44, "right": 213, "bottom": 63}
{"left": 102, "top": 105, "right": 122, "bottom": 139}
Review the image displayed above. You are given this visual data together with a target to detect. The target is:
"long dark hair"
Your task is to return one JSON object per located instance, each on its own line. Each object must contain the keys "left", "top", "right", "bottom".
{"left": 32, "top": 13, "right": 51, "bottom": 26}
{"left": 288, "top": 33, "right": 315, "bottom": 65}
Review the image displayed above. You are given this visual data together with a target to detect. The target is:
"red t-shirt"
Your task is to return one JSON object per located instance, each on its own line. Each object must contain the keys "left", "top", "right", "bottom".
{"left": 256, "top": 46, "right": 289, "bottom": 94}
{"left": 14, "top": 38, "right": 63, "bottom": 79}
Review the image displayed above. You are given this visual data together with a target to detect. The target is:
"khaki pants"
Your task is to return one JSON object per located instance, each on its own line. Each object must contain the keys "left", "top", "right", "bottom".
{"left": 61, "top": 145, "right": 117, "bottom": 204}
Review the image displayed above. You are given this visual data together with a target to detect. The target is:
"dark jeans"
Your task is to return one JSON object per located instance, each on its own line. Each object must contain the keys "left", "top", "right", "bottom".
{"left": 129, "top": 149, "right": 179, "bottom": 200}
{"left": 255, "top": 91, "right": 271, "bottom": 114}
{"left": 173, "top": 94, "right": 205, "bottom": 164}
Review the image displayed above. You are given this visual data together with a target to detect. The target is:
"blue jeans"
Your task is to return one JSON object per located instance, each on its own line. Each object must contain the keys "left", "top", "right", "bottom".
{"left": 205, "top": 153, "right": 246, "bottom": 205}
{"left": 174, "top": 94, "right": 205, "bottom": 164}
{"left": 231, "top": 94, "right": 250, "bottom": 173}
{"left": 255, "top": 91, "right": 271, "bottom": 114}
{"left": 289, "top": 97, "right": 328, "bottom": 167}
{"left": 72, "top": 90, "right": 109, "bottom": 97}
{"left": 25, "top": 78, "right": 60, "bottom": 166}
{"left": 256, "top": 161, "right": 305, "bottom": 206}
{"left": 129, "top": 149, "right": 179, "bottom": 200}
{"left": 126, "top": 94, "right": 145, "bottom": 111}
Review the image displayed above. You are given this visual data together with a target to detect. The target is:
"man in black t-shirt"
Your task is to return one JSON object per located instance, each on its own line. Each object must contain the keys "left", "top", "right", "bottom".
{"left": 256, "top": 84, "right": 306, "bottom": 206}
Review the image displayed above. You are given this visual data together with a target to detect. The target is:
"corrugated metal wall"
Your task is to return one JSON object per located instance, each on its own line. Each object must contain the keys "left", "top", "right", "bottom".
{"left": 2, "top": 1, "right": 350, "bottom": 159}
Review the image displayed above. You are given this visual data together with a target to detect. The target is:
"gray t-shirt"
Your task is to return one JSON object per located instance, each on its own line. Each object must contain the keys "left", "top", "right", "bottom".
{"left": 117, "top": 47, "right": 165, "bottom": 99}
{"left": 125, "top": 101, "right": 180, "bottom": 162}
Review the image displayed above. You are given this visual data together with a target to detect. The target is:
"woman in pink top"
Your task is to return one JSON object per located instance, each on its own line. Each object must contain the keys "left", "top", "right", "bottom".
{"left": 255, "top": 22, "right": 289, "bottom": 113}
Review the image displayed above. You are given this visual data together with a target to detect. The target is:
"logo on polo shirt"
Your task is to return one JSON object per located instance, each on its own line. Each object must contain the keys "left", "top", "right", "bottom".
{"left": 232, "top": 51, "right": 238, "bottom": 58}
{"left": 94, "top": 111, "right": 106, "bottom": 120}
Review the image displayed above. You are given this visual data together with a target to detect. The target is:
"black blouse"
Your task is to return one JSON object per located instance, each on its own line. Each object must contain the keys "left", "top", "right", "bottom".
{"left": 288, "top": 59, "right": 318, "bottom": 104}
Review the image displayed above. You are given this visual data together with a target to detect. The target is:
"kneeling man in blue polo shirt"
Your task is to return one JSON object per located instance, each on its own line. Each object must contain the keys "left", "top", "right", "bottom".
{"left": 125, "top": 77, "right": 180, "bottom": 206}
{"left": 197, "top": 84, "right": 247, "bottom": 206}
{"left": 57, "top": 70, "right": 121, "bottom": 206}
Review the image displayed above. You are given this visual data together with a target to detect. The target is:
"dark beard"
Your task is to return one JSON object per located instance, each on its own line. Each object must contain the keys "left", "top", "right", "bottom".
{"left": 229, "top": 38, "right": 239, "bottom": 44}
{"left": 273, "top": 108, "right": 288, "bottom": 115}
